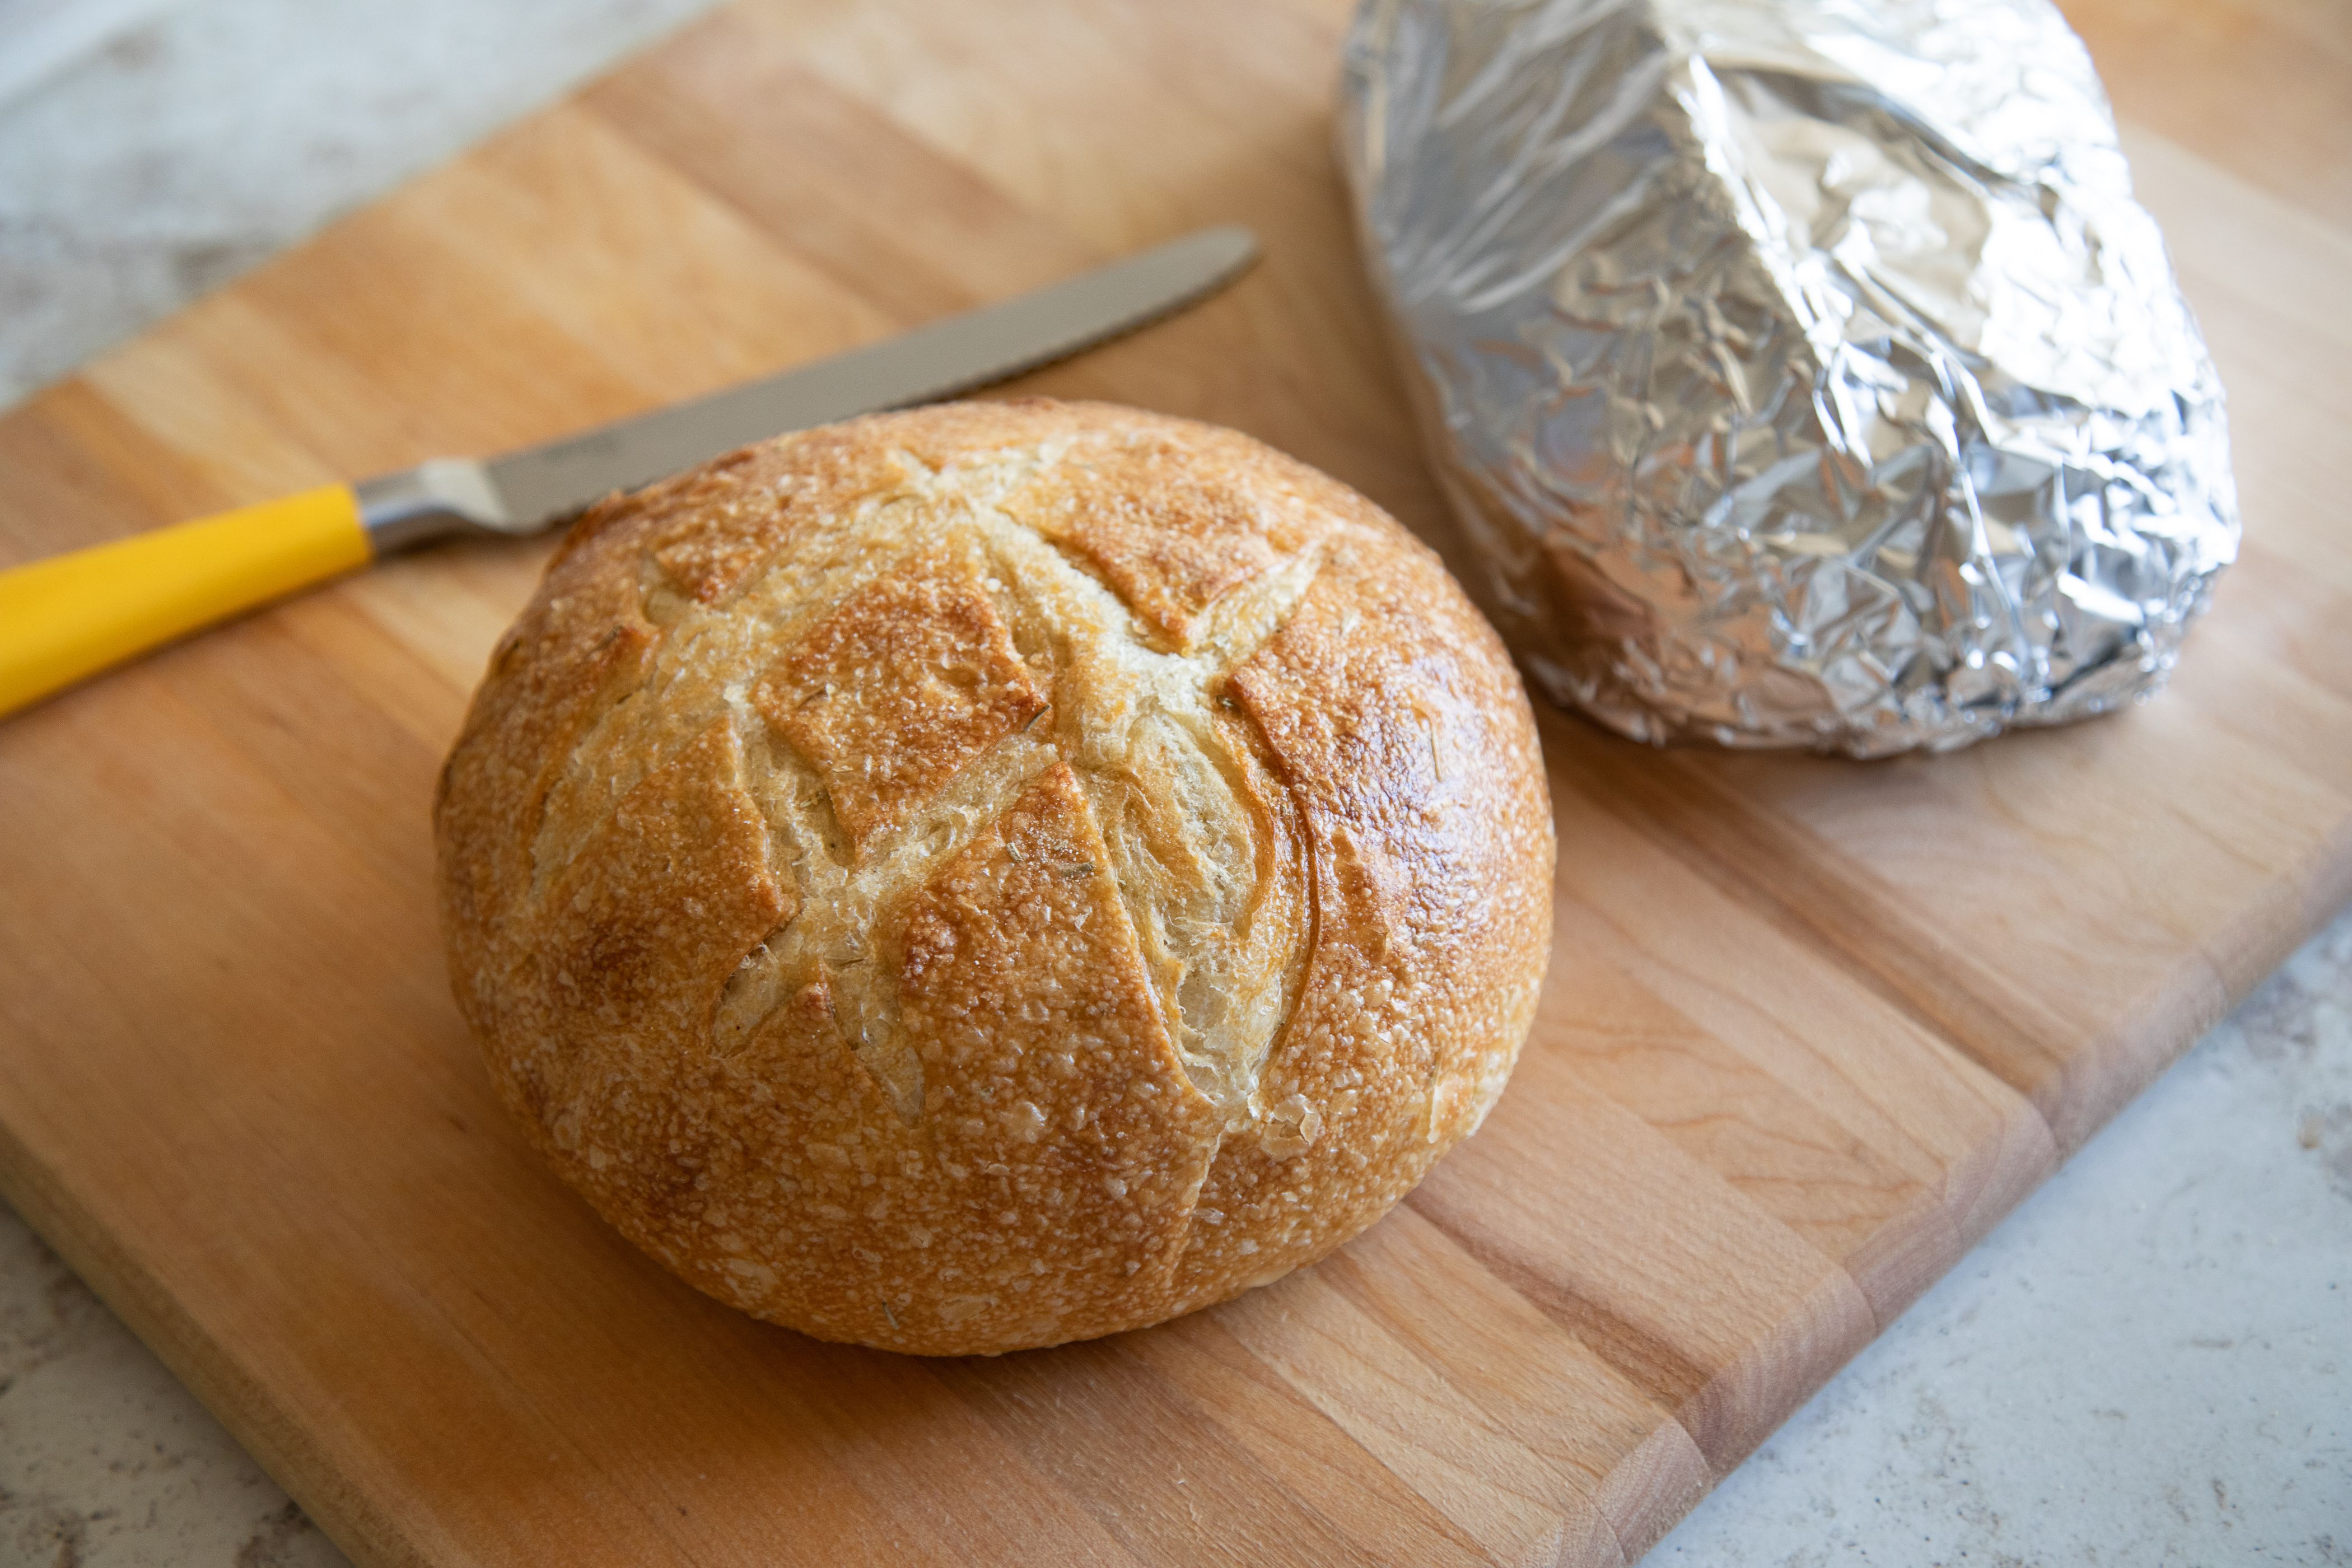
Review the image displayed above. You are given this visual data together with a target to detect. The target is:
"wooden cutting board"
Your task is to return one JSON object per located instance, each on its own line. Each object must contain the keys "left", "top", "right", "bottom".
{"left": 3, "top": 1, "right": 2346, "bottom": 1563}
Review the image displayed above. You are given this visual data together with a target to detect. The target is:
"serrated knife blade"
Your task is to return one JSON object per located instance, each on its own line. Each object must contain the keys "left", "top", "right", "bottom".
{"left": 356, "top": 224, "right": 1261, "bottom": 549}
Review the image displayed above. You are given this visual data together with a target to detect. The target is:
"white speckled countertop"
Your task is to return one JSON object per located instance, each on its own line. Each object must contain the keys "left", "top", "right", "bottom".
{"left": 2, "top": 3, "right": 2346, "bottom": 1564}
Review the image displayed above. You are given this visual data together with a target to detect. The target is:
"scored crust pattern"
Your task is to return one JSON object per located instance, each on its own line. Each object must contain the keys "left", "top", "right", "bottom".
{"left": 436, "top": 399, "right": 1555, "bottom": 1355}
{"left": 752, "top": 561, "right": 1048, "bottom": 857}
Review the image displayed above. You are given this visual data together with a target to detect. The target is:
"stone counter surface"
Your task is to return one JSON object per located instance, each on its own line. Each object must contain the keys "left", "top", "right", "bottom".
{"left": 2, "top": 3, "right": 2346, "bottom": 1564}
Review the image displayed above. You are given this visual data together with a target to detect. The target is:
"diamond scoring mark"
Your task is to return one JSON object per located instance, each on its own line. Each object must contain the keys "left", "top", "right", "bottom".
{"left": 753, "top": 557, "right": 1047, "bottom": 858}
{"left": 719, "top": 444, "right": 1338, "bottom": 1127}
{"left": 1004, "top": 434, "right": 1324, "bottom": 648}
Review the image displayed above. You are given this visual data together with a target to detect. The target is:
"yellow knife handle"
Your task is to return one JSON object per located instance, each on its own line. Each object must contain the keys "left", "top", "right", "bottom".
{"left": 0, "top": 484, "right": 373, "bottom": 719}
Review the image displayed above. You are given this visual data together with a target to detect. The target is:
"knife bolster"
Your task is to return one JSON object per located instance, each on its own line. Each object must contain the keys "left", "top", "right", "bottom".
{"left": 357, "top": 459, "right": 519, "bottom": 553}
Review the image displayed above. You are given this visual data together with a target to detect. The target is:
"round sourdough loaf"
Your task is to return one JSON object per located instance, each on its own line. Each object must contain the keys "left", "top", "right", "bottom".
{"left": 435, "top": 399, "right": 1553, "bottom": 1355}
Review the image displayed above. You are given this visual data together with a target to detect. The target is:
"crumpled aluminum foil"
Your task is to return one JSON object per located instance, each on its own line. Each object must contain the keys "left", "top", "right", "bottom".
{"left": 1337, "top": 0, "right": 2239, "bottom": 755}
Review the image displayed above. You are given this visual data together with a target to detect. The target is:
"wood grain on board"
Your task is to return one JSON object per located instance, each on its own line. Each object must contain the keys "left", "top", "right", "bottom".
{"left": 3, "top": 1, "right": 2348, "bottom": 1564}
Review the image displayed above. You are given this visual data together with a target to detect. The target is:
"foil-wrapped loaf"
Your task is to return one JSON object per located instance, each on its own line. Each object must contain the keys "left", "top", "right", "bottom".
{"left": 1338, "top": 0, "right": 2239, "bottom": 754}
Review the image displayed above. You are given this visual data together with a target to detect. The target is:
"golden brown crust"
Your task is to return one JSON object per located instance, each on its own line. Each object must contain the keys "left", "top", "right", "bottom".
{"left": 1002, "top": 425, "right": 1324, "bottom": 647}
{"left": 435, "top": 398, "right": 1553, "bottom": 1355}
{"left": 754, "top": 559, "right": 1048, "bottom": 856}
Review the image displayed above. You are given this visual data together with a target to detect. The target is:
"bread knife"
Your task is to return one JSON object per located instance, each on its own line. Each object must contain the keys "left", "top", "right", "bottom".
{"left": 0, "top": 224, "right": 1259, "bottom": 718}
